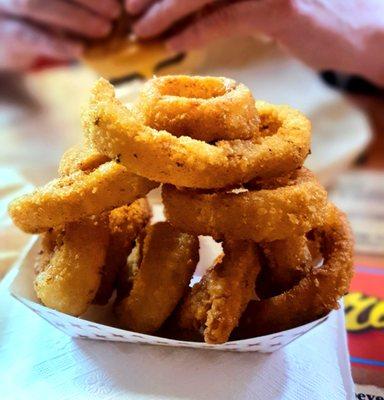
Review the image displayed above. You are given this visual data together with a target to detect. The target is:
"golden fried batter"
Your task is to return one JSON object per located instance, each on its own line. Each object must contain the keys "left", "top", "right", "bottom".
{"left": 93, "top": 199, "right": 151, "bottom": 305}
{"left": 258, "top": 235, "right": 313, "bottom": 297}
{"left": 115, "top": 222, "right": 199, "bottom": 333}
{"left": 34, "top": 217, "right": 109, "bottom": 316}
{"left": 58, "top": 144, "right": 110, "bottom": 176}
{"left": 8, "top": 161, "right": 156, "bottom": 233}
{"left": 234, "top": 205, "right": 354, "bottom": 338}
{"left": 163, "top": 168, "right": 327, "bottom": 242}
{"left": 83, "top": 78, "right": 310, "bottom": 188}
{"left": 175, "top": 240, "right": 262, "bottom": 344}
{"left": 137, "top": 75, "right": 259, "bottom": 142}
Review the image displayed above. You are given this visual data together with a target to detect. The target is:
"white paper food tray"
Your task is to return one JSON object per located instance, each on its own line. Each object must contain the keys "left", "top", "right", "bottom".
{"left": 9, "top": 237, "right": 333, "bottom": 353}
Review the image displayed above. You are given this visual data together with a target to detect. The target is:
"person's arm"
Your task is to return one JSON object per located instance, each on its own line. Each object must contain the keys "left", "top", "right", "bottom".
{"left": 0, "top": 0, "right": 121, "bottom": 71}
{"left": 127, "top": 0, "right": 384, "bottom": 87}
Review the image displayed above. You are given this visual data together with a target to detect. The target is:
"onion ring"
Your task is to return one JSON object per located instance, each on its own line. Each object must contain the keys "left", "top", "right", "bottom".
{"left": 8, "top": 160, "right": 157, "bottom": 233}
{"left": 115, "top": 222, "right": 199, "bottom": 334}
{"left": 162, "top": 168, "right": 327, "bottom": 242}
{"left": 34, "top": 217, "right": 109, "bottom": 316}
{"left": 93, "top": 198, "right": 152, "bottom": 305}
{"left": 233, "top": 205, "right": 354, "bottom": 338}
{"left": 173, "top": 240, "right": 262, "bottom": 344}
{"left": 136, "top": 75, "right": 259, "bottom": 142}
{"left": 83, "top": 78, "right": 311, "bottom": 189}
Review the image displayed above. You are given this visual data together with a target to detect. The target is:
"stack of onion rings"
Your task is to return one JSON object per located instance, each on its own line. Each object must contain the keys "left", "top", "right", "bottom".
{"left": 161, "top": 168, "right": 333, "bottom": 343}
{"left": 9, "top": 74, "right": 353, "bottom": 345}
{"left": 83, "top": 78, "right": 311, "bottom": 189}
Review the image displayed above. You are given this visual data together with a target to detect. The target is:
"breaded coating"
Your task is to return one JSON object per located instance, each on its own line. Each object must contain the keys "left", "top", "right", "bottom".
{"left": 83, "top": 78, "right": 310, "bottom": 188}
{"left": 259, "top": 235, "right": 313, "bottom": 296}
{"left": 163, "top": 168, "right": 327, "bottom": 242}
{"left": 234, "top": 205, "right": 354, "bottom": 338}
{"left": 8, "top": 161, "right": 156, "bottom": 233}
{"left": 175, "top": 240, "right": 262, "bottom": 344}
{"left": 58, "top": 144, "right": 110, "bottom": 176}
{"left": 34, "top": 217, "right": 109, "bottom": 316}
{"left": 93, "top": 199, "right": 151, "bottom": 305}
{"left": 115, "top": 222, "right": 199, "bottom": 333}
{"left": 137, "top": 75, "right": 259, "bottom": 141}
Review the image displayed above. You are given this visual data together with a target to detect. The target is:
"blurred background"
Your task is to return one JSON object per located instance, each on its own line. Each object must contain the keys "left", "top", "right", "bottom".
{"left": 0, "top": 0, "right": 383, "bottom": 392}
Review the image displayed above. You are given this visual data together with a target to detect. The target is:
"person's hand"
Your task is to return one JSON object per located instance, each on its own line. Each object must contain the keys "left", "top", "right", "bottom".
{"left": 126, "top": 0, "right": 384, "bottom": 86}
{"left": 0, "top": 0, "right": 122, "bottom": 71}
